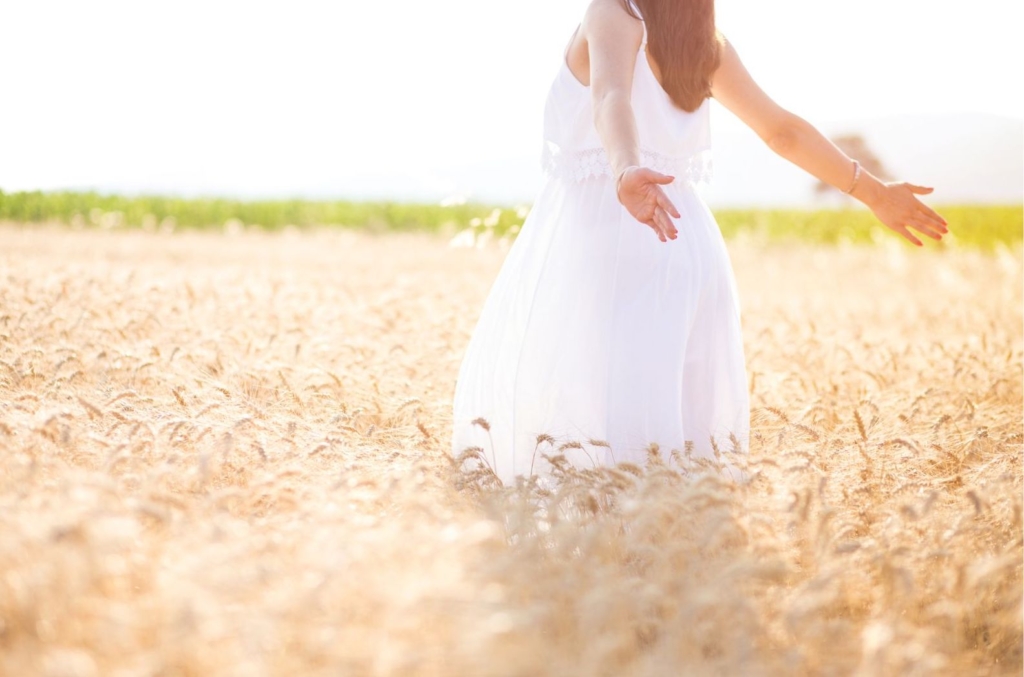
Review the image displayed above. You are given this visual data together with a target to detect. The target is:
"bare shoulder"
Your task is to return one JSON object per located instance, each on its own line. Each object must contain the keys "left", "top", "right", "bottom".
{"left": 568, "top": 0, "right": 644, "bottom": 88}
{"left": 584, "top": 0, "right": 634, "bottom": 20}
{"left": 582, "top": 0, "right": 643, "bottom": 44}
{"left": 712, "top": 31, "right": 737, "bottom": 75}
{"left": 709, "top": 32, "right": 751, "bottom": 95}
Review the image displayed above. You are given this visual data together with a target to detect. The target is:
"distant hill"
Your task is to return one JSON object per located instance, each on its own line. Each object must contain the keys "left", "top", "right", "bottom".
{"left": 425, "top": 111, "right": 1023, "bottom": 208}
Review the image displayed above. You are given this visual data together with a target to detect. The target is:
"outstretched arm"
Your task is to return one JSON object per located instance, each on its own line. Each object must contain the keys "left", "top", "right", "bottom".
{"left": 583, "top": 0, "right": 680, "bottom": 243}
{"left": 710, "top": 35, "right": 948, "bottom": 247}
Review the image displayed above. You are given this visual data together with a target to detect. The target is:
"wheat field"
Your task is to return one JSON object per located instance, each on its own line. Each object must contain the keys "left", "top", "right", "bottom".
{"left": 0, "top": 224, "right": 1020, "bottom": 676}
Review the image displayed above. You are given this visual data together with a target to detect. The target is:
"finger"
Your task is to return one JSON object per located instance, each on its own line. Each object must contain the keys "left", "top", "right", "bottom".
{"left": 907, "top": 217, "right": 943, "bottom": 241}
{"left": 646, "top": 217, "right": 666, "bottom": 242}
{"left": 661, "top": 208, "right": 679, "bottom": 239}
{"left": 656, "top": 190, "right": 681, "bottom": 219}
{"left": 643, "top": 219, "right": 661, "bottom": 240}
{"left": 915, "top": 208, "right": 948, "bottom": 233}
{"left": 896, "top": 225, "right": 923, "bottom": 247}
{"left": 908, "top": 213, "right": 944, "bottom": 237}
{"left": 654, "top": 209, "right": 677, "bottom": 240}
{"left": 907, "top": 210, "right": 945, "bottom": 237}
{"left": 917, "top": 202, "right": 948, "bottom": 229}
{"left": 640, "top": 168, "right": 676, "bottom": 185}
{"left": 645, "top": 218, "right": 666, "bottom": 242}
{"left": 656, "top": 211, "right": 675, "bottom": 241}
{"left": 905, "top": 182, "right": 934, "bottom": 195}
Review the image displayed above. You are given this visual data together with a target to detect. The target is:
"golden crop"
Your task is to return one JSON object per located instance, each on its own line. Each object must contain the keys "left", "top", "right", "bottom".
{"left": 0, "top": 225, "right": 1020, "bottom": 676}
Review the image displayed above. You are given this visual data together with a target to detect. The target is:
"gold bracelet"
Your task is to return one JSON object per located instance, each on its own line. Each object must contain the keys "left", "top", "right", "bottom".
{"left": 843, "top": 160, "right": 862, "bottom": 194}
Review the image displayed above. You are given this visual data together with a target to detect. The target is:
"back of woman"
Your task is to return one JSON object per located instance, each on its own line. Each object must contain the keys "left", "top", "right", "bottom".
{"left": 450, "top": 0, "right": 947, "bottom": 488}
{"left": 542, "top": 2, "right": 714, "bottom": 191}
{"left": 450, "top": 0, "right": 750, "bottom": 487}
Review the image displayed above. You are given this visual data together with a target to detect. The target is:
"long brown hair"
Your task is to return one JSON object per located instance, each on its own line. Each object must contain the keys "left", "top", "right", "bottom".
{"left": 622, "top": 0, "right": 723, "bottom": 113}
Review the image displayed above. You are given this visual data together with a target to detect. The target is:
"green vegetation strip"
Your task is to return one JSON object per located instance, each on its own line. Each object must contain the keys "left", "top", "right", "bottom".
{"left": 0, "top": 189, "right": 1019, "bottom": 249}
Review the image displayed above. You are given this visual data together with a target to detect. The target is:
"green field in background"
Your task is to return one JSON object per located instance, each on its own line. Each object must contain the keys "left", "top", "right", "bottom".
{"left": 0, "top": 189, "right": 1019, "bottom": 249}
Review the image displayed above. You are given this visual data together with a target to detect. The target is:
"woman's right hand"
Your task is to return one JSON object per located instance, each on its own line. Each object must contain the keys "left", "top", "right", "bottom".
{"left": 615, "top": 166, "right": 681, "bottom": 242}
{"left": 862, "top": 180, "right": 949, "bottom": 247}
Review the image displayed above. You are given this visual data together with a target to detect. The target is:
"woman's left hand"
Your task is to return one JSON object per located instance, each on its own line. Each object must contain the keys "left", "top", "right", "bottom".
{"left": 862, "top": 180, "right": 949, "bottom": 247}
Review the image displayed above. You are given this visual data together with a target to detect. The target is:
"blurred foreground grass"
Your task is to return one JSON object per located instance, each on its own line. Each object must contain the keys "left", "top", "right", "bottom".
{"left": 0, "top": 188, "right": 1019, "bottom": 249}
{"left": 0, "top": 227, "right": 1020, "bottom": 674}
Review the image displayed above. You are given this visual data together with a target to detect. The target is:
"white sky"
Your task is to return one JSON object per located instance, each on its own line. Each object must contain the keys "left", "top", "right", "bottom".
{"left": 1, "top": 0, "right": 1021, "bottom": 199}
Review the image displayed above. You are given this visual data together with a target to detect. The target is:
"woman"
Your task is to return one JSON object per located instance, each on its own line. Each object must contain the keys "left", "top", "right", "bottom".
{"left": 450, "top": 0, "right": 948, "bottom": 488}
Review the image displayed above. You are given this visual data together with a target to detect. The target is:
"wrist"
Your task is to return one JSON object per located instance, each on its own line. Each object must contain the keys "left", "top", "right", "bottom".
{"left": 850, "top": 171, "right": 885, "bottom": 207}
{"left": 614, "top": 165, "right": 639, "bottom": 194}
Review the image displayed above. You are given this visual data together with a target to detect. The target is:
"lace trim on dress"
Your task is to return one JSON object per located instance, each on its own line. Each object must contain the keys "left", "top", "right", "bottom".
{"left": 542, "top": 144, "right": 714, "bottom": 188}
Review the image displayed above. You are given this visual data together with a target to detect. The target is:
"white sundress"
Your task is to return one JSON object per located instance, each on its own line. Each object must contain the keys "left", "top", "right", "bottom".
{"left": 450, "top": 20, "right": 750, "bottom": 488}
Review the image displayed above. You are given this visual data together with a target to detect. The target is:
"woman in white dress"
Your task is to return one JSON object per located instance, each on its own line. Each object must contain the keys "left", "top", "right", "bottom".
{"left": 450, "top": 0, "right": 948, "bottom": 488}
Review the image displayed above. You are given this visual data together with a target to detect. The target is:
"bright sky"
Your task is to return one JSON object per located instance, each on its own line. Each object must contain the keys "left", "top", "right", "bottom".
{"left": 2, "top": 0, "right": 1020, "bottom": 199}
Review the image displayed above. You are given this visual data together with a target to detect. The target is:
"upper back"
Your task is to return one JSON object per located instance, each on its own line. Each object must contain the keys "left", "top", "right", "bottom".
{"left": 563, "top": 0, "right": 644, "bottom": 90}
{"left": 541, "top": 2, "right": 714, "bottom": 185}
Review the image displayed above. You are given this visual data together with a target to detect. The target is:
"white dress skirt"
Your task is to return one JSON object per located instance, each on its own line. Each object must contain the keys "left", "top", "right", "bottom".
{"left": 449, "top": 25, "right": 751, "bottom": 488}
